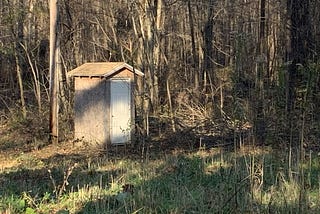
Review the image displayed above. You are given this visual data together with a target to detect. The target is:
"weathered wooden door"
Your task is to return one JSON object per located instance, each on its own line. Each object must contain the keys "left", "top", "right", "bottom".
{"left": 110, "top": 79, "right": 131, "bottom": 144}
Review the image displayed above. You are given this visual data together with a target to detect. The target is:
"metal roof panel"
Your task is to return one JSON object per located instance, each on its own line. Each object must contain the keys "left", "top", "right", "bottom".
{"left": 68, "top": 62, "right": 143, "bottom": 77}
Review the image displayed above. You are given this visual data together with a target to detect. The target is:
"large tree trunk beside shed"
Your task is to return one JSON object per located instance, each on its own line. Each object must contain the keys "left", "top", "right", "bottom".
{"left": 49, "top": 0, "right": 59, "bottom": 143}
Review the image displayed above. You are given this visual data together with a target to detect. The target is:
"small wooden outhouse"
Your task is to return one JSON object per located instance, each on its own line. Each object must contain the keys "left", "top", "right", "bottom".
{"left": 68, "top": 62, "right": 144, "bottom": 146}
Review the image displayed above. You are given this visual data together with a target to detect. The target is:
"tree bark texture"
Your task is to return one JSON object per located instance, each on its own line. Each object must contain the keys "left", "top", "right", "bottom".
{"left": 49, "top": 0, "right": 59, "bottom": 143}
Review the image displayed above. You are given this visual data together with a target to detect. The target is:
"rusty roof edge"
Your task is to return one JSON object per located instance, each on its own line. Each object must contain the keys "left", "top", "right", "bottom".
{"left": 123, "top": 63, "right": 144, "bottom": 76}
{"left": 103, "top": 62, "right": 144, "bottom": 78}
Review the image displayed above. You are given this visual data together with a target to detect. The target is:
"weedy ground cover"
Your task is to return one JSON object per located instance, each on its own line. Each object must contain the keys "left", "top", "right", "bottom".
{"left": 1, "top": 140, "right": 320, "bottom": 213}
{"left": 1, "top": 109, "right": 320, "bottom": 213}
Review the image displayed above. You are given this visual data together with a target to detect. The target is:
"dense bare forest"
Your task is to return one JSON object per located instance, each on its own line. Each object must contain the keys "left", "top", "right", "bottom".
{"left": 1, "top": 0, "right": 320, "bottom": 213}
{"left": 1, "top": 0, "right": 319, "bottom": 147}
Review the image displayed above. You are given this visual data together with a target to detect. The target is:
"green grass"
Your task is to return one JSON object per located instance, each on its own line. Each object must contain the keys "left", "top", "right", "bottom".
{"left": 1, "top": 146, "right": 320, "bottom": 213}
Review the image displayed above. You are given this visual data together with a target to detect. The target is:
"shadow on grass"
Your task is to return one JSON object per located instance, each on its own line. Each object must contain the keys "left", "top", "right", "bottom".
{"left": 1, "top": 134, "right": 320, "bottom": 213}
{"left": 0, "top": 150, "right": 127, "bottom": 214}
{"left": 0, "top": 153, "right": 124, "bottom": 192}
{"left": 77, "top": 153, "right": 226, "bottom": 213}
{"left": 75, "top": 150, "right": 250, "bottom": 213}
{"left": 0, "top": 131, "right": 231, "bottom": 213}
{"left": 76, "top": 146, "right": 320, "bottom": 214}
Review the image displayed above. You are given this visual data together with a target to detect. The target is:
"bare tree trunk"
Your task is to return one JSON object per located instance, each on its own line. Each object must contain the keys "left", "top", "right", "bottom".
{"left": 145, "top": 0, "right": 157, "bottom": 111}
{"left": 14, "top": 0, "right": 27, "bottom": 118}
{"left": 57, "top": 40, "right": 67, "bottom": 113}
{"left": 287, "top": 0, "right": 313, "bottom": 114}
{"left": 287, "top": 0, "right": 313, "bottom": 210}
{"left": 49, "top": 0, "right": 59, "bottom": 143}
{"left": 254, "top": 0, "right": 267, "bottom": 144}
{"left": 15, "top": 53, "right": 27, "bottom": 118}
{"left": 203, "top": 0, "right": 215, "bottom": 91}
{"left": 135, "top": 0, "right": 163, "bottom": 112}
{"left": 166, "top": 76, "right": 176, "bottom": 132}
{"left": 154, "top": 0, "right": 164, "bottom": 109}
{"left": 187, "top": 0, "right": 199, "bottom": 89}
{"left": 20, "top": 43, "right": 42, "bottom": 112}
